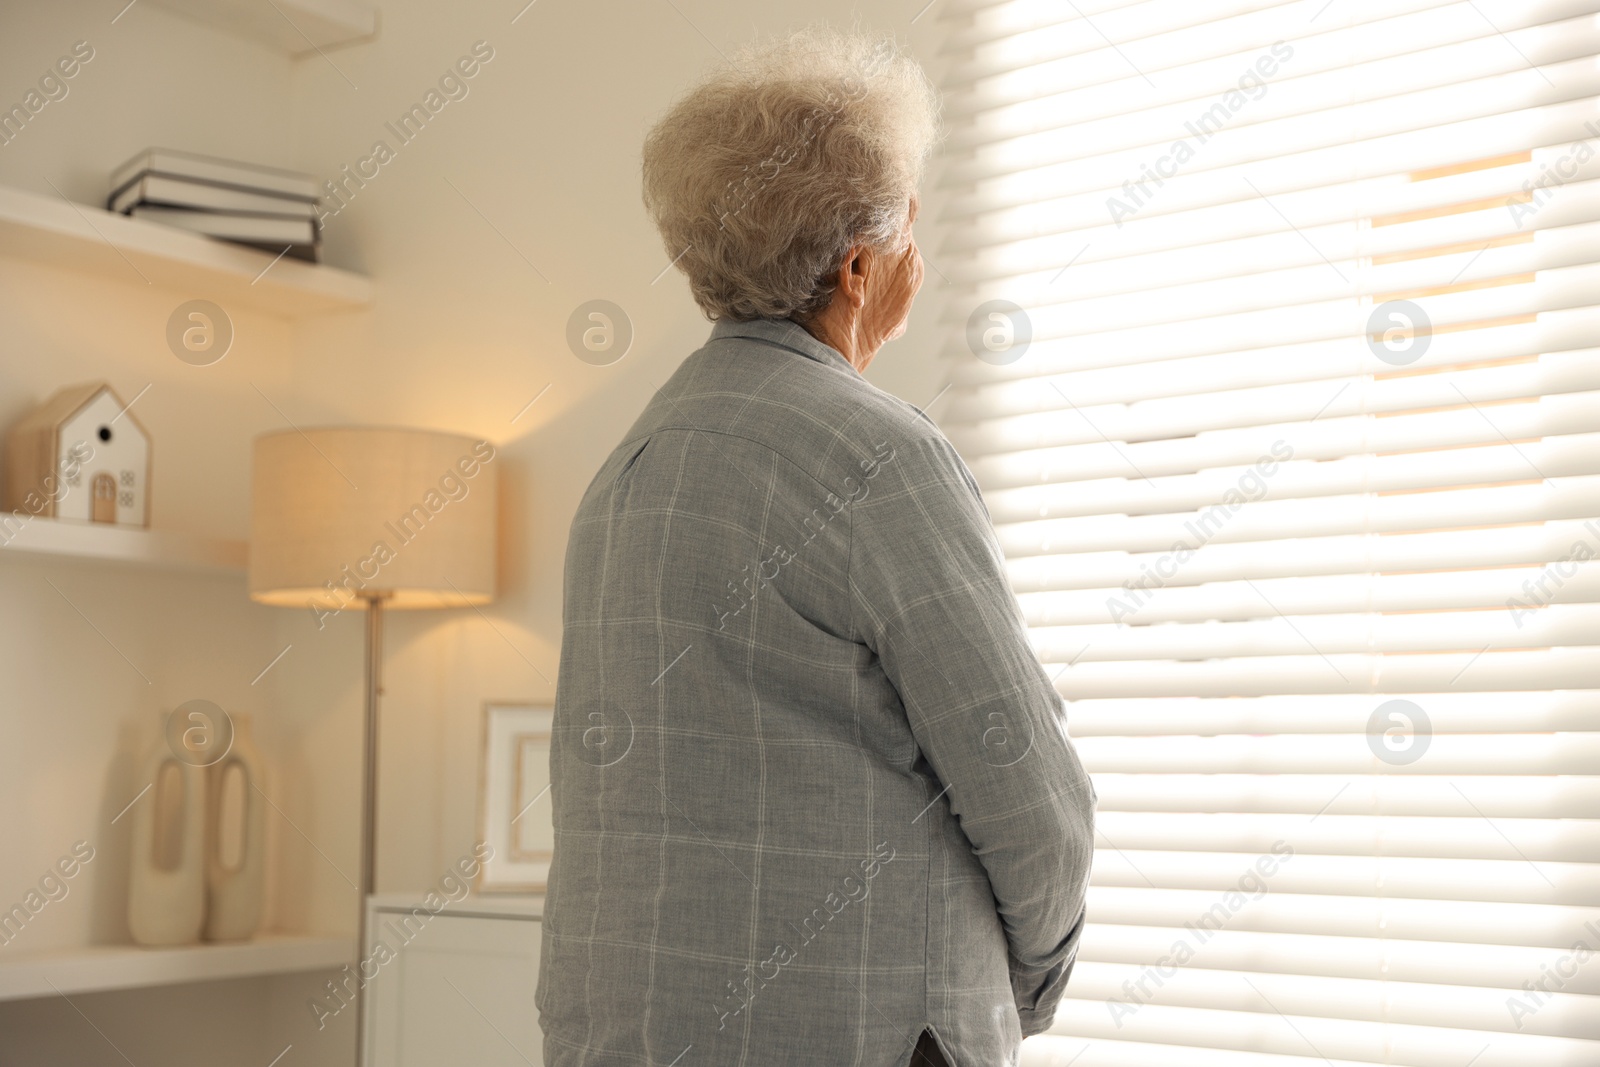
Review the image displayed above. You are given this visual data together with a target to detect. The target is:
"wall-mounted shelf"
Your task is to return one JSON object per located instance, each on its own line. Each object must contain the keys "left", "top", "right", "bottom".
{"left": 148, "top": 0, "right": 377, "bottom": 56}
{"left": 0, "top": 933, "right": 352, "bottom": 1002}
{"left": 0, "top": 517, "right": 246, "bottom": 575}
{"left": 0, "top": 184, "right": 372, "bottom": 318}
{"left": 368, "top": 893, "right": 544, "bottom": 921}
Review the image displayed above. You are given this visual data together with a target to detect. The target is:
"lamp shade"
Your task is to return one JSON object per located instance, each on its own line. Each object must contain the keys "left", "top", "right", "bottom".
{"left": 249, "top": 427, "right": 497, "bottom": 611}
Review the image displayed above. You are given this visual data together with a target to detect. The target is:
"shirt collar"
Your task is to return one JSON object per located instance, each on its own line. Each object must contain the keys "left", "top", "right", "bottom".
{"left": 707, "top": 317, "right": 856, "bottom": 375}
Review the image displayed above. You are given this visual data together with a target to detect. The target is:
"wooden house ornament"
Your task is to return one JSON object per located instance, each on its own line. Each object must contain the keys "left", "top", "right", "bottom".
{"left": 5, "top": 382, "right": 150, "bottom": 527}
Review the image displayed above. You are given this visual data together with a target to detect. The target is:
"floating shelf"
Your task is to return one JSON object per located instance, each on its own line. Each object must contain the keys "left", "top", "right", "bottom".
{"left": 0, "top": 517, "right": 246, "bottom": 575}
{"left": 0, "top": 184, "right": 372, "bottom": 317}
{"left": 148, "top": 0, "right": 377, "bottom": 56}
{"left": 368, "top": 893, "right": 543, "bottom": 921}
{"left": 0, "top": 933, "right": 353, "bottom": 1002}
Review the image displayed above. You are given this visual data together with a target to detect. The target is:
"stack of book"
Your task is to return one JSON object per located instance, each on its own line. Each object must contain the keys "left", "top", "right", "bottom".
{"left": 107, "top": 148, "right": 321, "bottom": 262}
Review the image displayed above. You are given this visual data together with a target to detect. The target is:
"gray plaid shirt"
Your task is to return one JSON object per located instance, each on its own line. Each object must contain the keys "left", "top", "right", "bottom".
{"left": 537, "top": 317, "right": 1095, "bottom": 1067}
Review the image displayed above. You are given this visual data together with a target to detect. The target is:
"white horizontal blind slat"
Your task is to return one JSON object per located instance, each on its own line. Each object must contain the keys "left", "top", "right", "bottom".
{"left": 941, "top": 96, "right": 1600, "bottom": 225}
{"left": 949, "top": 2, "right": 1600, "bottom": 129}
{"left": 949, "top": 21, "right": 1600, "bottom": 179}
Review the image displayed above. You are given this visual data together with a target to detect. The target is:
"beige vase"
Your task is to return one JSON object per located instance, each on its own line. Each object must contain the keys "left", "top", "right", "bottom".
{"left": 205, "top": 713, "right": 267, "bottom": 941}
{"left": 128, "top": 729, "right": 207, "bottom": 946}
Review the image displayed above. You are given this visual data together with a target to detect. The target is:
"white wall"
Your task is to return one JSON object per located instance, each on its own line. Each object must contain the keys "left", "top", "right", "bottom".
{"left": 0, "top": 0, "right": 953, "bottom": 1063}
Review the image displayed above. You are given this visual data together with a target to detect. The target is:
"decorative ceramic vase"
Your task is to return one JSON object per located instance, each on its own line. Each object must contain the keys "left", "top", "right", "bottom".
{"left": 128, "top": 728, "right": 207, "bottom": 946}
{"left": 205, "top": 712, "right": 267, "bottom": 941}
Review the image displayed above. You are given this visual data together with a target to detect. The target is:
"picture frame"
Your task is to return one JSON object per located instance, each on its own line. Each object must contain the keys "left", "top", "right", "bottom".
{"left": 476, "top": 701, "right": 555, "bottom": 892}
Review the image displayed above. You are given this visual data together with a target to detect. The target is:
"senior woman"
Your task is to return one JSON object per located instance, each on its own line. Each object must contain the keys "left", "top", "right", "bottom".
{"left": 536, "top": 28, "right": 1095, "bottom": 1067}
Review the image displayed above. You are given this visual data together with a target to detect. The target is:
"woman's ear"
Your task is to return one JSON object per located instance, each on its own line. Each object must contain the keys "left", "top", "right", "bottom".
{"left": 844, "top": 245, "right": 870, "bottom": 308}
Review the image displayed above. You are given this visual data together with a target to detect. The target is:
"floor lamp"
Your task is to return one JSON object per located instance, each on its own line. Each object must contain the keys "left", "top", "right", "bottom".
{"left": 247, "top": 427, "right": 498, "bottom": 1066}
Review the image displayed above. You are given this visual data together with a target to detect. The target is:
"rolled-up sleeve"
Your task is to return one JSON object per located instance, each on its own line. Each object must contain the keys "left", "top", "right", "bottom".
{"left": 848, "top": 429, "right": 1096, "bottom": 1035}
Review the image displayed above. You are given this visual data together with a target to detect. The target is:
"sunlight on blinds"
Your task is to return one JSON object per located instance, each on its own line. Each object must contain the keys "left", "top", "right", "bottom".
{"left": 935, "top": 0, "right": 1600, "bottom": 1063}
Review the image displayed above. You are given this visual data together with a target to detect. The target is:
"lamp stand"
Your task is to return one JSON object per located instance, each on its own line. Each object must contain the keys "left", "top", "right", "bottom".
{"left": 353, "top": 591, "right": 389, "bottom": 1067}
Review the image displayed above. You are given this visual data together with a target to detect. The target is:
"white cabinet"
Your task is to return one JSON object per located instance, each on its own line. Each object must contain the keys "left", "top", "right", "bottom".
{"left": 362, "top": 894, "right": 544, "bottom": 1067}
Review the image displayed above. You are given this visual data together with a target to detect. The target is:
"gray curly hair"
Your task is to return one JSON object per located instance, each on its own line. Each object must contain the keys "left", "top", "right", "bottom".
{"left": 642, "top": 28, "right": 941, "bottom": 322}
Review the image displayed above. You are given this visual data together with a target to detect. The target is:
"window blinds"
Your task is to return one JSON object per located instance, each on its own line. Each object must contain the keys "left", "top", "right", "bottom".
{"left": 934, "top": 1, "right": 1600, "bottom": 1064}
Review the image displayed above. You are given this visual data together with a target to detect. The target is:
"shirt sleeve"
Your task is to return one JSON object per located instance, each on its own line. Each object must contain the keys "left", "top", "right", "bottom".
{"left": 848, "top": 430, "right": 1096, "bottom": 1035}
